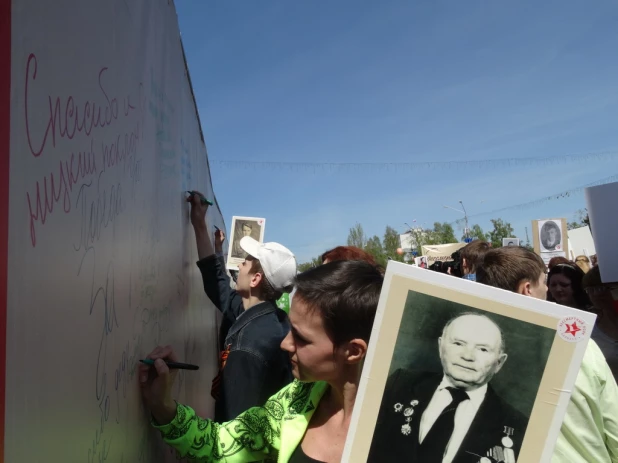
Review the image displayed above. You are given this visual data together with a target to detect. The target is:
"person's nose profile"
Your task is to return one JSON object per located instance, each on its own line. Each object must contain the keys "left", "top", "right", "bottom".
{"left": 280, "top": 331, "right": 294, "bottom": 352}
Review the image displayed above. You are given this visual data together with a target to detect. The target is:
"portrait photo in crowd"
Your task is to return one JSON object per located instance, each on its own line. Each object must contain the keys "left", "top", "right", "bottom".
{"left": 226, "top": 216, "right": 266, "bottom": 270}
{"left": 342, "top": 262, "right": 595, "bottom": 463}
{"left": 414, "top": 256, "right": 428, "bottom": 268}
{"left": 532, "top": 218, "right": 569, "bottom": 265}
{"left": 502, "top": 238, "right": 520, "bottom": 247}
{"left": 538, "top": 220, "right": 563, "bottom": 252}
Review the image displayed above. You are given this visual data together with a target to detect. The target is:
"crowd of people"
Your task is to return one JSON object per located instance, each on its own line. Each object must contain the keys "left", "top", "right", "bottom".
{"left": 138, "top": 192, "right": 617, "bottom": 463}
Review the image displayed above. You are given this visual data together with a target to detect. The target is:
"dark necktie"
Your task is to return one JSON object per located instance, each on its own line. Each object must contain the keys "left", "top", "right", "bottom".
{"left": 417, "top": 386, "right": 470, "bottom": 462}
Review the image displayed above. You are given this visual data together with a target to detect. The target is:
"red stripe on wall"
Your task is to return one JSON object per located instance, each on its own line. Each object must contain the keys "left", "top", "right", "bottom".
{"left": 0, "top": 0, "right": 11, "bottom": 461}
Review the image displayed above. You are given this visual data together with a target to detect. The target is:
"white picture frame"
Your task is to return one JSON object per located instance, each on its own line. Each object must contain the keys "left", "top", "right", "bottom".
{"left": 226, "top": 216, "right": 266, "bottom": 270}
{"left": 342, "top": 261, "right": 595, "bottom": 462}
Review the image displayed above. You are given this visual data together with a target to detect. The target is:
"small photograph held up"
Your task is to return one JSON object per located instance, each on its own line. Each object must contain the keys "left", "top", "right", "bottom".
{"left": 538, "top": 220, "right": 563, "bottom": 252}
{"left": 226, "top": 216, "right": 266, "bottom": 270}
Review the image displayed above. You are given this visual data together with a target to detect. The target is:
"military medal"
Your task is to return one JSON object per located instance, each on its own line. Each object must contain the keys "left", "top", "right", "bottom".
{"left": 393, "top": 399, "right": 419, "bottom": 436}
{"left": 502, "top": 426, "right": 514, "bottom": 448}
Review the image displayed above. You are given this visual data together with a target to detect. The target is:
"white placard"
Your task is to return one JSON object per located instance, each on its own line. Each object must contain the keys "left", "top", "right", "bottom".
{"left": 585, "top": 181, "right": 618, "bottom": 283}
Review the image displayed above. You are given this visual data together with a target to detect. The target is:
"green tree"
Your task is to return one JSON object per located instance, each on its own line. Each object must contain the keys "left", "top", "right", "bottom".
{"left": 298, "top": 257, "right": 321, "bottom": 272}
{"left": 382, "top": 226, "right": 404, "bottom": 262}
{"left": 463, "top": 224, "right": 488, "bottom": 242}
{"left": 365, "top": 235, "right": 387, "bottom": 267}
{"left": 426, "top": 222, "right": 458, "bottom": 245}
{"left": 402, "top": 227, "right": 429, "bottom": 252}
{"left": 567, "top": 209, "right": 588, "bottom": 230}
{"left": 488, "top": 218, "right": 515, "bottom": 248}
{"left": 347, "top": 222, "right": 367, "bottom": 248}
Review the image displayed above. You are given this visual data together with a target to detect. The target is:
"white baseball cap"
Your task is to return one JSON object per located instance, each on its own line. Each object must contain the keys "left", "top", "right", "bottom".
{"left": 240, "top": 237, "right": 297, "bottom": 291}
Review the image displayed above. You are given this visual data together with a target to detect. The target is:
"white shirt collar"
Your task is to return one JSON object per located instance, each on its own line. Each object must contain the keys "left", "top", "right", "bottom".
{"left": 437, "top": 375, "right": 487, "bottom": 407}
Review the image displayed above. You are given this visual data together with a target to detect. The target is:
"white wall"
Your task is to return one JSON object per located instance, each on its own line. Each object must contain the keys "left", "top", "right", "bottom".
{"left": 6, "top": 1, "right": 224, "bottom": 461}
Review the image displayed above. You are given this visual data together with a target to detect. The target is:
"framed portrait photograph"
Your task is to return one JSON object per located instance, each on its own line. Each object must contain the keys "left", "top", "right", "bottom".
{"left": 502, "top": 238, "right": 520, "bottom": 247}
{"left": 342, "top": 262, "right": 595, "bottom": 463}
{"left": 532, "top": 218, "right": 568, "bottom": 265}
{"left": 226, "top": 216, "right": 266, "bottom": 270}
{"left": 414, "top": 256, "right": 428, "bottom": 268}
{"left": 538, "top": 219, "right": 563, "bottom": 252}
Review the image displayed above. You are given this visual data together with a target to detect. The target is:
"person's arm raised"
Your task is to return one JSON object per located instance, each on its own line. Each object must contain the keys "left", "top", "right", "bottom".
{"left": 188, "top": 191, "right": 215, "bottom": 260}
{"left": 189, "top": 192, "right": 241, "bottom": 317}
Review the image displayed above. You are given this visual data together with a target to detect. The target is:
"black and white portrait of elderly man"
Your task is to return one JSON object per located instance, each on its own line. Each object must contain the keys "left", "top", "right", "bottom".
{"left": 368, "top": 313, "right": 528, "bottom": 463}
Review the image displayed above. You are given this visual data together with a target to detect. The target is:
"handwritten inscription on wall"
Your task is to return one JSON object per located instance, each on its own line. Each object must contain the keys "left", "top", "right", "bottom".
{"left": 25, "top": 53, "right": 143, "bottom": 248}
{"left": 20, "top": 51, "right": 185, "bottom": 462}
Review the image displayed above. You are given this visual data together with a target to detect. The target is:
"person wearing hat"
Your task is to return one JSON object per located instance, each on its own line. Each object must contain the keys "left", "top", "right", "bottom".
{"left": 188, "top": 192, "right": 296, "bottom": 422}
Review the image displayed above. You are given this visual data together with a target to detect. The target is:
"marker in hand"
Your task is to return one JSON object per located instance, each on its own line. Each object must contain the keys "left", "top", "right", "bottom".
{"left": 186, "top": 190, "right": 213, "bottom": 206}
{"left": 140, "top": 359, "right": 200, "bottom": 371}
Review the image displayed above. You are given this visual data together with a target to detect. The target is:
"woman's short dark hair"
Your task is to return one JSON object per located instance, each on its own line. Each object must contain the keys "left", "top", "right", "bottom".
{"left": 547, "top": 263, "right": 590, "bottom": 310}
{"left": 547, "top": 256, "right": 571, "bottom": 270}
{"left": 294, "top": 260, "right": 383, "bottom": 346}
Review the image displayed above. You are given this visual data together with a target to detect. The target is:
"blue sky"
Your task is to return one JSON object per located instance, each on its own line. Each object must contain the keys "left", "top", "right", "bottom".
{"left": 175, "top": 0, "right": 618, "bottom": 263}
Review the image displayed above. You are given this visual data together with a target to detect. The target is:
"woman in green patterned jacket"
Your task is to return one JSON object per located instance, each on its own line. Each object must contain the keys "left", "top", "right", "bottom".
{"left": 140, "top": 259, "right": 384, "bottom": 463}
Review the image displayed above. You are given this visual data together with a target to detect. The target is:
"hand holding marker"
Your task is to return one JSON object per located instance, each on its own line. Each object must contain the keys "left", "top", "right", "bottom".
{"left": 140, "top": 359, "right": 199, "bottom": 370}
{"left": 186, "top": 190, "right": 213, "bottom": 206}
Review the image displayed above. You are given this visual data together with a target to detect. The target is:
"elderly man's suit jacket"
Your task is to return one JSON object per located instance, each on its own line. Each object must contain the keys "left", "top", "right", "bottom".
{"left": 367, "top": 369, "right": 528, "bottom": 463}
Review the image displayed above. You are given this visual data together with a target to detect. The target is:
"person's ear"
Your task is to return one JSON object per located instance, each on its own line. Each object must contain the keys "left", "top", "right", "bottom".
{"left": 516, "top": 280, "right": 531, "bottom": 296}
{"left": 342, "top": 339, "right": 368, "bottom": 364}
{"left": 462, "top": 258, "right": 469, "bottom": 272}
{"left": 494, "top": 352, "right": 508, "bottom": 374}
{"left": 250, "top": 272, "right": 263, "bottom": 288}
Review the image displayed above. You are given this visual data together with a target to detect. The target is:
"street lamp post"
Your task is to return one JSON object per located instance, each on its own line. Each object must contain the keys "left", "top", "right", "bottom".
{"left": 459, "top": 200, "right": 469, "bottom": 241}
{"left": 443, "top": 202, "right": 470, "bottom": 242}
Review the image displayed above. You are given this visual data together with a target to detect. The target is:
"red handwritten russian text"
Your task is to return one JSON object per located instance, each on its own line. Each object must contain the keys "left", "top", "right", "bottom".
{"left": 25, "top": 53, "right": 120, "bottom": 158}
{"left": 27, "top": 141, "right": 97, "bottom": 247}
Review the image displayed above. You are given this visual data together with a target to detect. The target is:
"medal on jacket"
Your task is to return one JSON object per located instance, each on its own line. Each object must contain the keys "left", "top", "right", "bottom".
{"left": 393, "top": 399, "right": 419, "bottom": 436}
{"left": 478, "top": 426, "right": 516, "bottom": 463}
{"left": 501, "top": 426, "right": 514, "bottom": 448}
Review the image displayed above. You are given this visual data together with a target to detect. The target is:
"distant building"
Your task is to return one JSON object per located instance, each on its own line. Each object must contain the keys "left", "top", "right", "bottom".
{"left": 400, "top": 228, "right": 428, "bottom": 251}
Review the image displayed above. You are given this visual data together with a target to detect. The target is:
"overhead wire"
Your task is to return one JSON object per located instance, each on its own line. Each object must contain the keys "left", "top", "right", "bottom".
{"left": 211, "top": 150, "right": 618, "bottom": 173}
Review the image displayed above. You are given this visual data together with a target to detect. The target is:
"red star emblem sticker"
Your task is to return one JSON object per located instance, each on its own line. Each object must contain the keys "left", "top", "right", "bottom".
{"left": 565, "top": 322, "right": 581, "bottom": 337}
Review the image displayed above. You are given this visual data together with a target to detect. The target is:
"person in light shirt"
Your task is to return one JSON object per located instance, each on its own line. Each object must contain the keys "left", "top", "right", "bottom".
{"left": 368, "top": 313, "right": 526, "bottom": 463}
{"left": 477, "top": 246, "right": 618, "bottom": 463}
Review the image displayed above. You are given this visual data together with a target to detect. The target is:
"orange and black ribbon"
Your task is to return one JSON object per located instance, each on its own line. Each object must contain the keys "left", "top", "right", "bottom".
{"left": 211, "top": 344, "right": 231, "bottom": 401}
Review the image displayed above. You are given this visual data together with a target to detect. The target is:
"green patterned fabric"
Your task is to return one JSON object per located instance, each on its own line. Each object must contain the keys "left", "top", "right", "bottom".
{"left": 276, "top": 293, "right": 290, "bottom": 314}
{"left": 153, "top": 380, "right": 329, "bottom": 463}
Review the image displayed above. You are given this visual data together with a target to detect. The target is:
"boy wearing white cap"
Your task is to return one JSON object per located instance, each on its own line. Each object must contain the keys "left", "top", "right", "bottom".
{"left": 187, "top": 193, "right": 296, "bottom": 422}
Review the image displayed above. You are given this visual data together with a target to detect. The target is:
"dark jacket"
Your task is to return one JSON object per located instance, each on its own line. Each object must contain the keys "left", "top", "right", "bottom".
{"left": 368, "top": 369, "right": 528, "bottom": 463}
{"left": 197, "top": 255, "right": 293, "bottom": 422}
